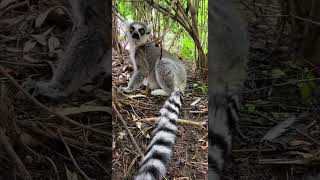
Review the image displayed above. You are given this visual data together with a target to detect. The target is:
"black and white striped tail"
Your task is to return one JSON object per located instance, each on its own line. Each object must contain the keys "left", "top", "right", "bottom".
{"left": 135, "top": 91, "right": 183, "bottom": 180}
{"left": 208, "top": 94, "right": 241, "bottom": 180}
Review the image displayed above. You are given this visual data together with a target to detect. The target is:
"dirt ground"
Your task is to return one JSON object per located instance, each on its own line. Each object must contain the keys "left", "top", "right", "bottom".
{"left": 112, "top": 56, "right": 208, "bottom": 179}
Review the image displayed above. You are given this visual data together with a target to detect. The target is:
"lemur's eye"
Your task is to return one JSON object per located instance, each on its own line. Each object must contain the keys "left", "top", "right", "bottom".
{"left": 139, "top": 28, "right": 145, "bottom": 35}
{"left": 130, "top": 27, "right": 135, "bottom": 33}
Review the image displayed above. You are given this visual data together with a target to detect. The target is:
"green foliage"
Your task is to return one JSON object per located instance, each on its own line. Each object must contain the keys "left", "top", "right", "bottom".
{"left": 115, "top": 0, "right": 208, "bottom": 62}
{"left": 178, "top": 36, "right": 195, "bottom": 60}
{"left": 116, "top": 2, "right": 133, "bottom": 19}
{"left": 271, "top": 68, "right": 286, "bottom": 79}
{"left": 245, "top": 104, "right": 256, "bottom": 113}
{"left": 297, "top": 68, "right": 317, "bottom": 101}
{"left": 193, "top": 82, "right": 208, "bottom": 94}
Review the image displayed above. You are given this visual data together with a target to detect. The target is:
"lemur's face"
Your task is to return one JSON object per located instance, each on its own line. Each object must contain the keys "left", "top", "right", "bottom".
{"left": 127, "top": 22, "right": 151, "bottom": 45}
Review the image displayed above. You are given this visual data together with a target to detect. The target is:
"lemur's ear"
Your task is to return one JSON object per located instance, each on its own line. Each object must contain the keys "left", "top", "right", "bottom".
{"left": 125, "top": 20, "right": 134, "bottom": 30}
{"left": 146, "top": 23, "right": 152, "bottom": 34}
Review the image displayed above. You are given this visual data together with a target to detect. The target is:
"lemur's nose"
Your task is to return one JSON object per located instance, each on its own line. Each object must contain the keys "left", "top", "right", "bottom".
{"left": 132, "top": 31, "right": 140, "bottom": 39}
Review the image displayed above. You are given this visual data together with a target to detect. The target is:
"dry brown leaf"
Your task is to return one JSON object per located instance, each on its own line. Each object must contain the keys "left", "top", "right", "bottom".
{"left": 43, "top": 26, "right": 55, "bottom": 36}
{"left": 200, "top": 141, "right": 208, "bottom": 150}
{"left": 131, "top": 114, "right": 138, "bottom": 122}
{"left": 0, "top": 0, "right": 17, "bottom": 9}
{"left": 289, "top": 140, "right": 312, "bottom": 147}
{"left": 261, "top": 116, "right": 297, "bottom": 142}
{"left": 135, "top": 122, "right": 142, "bottom": 130}
{"left": 65, "top": 167, "right": 78, "bottom": 180}
{"left": 23, "top": 40, "right": 37, "bottom": 52}
{"left": 191, "top": 98, "right": 201, "bottom": 106}
{"left": 287, "top": 151, "right": 313, "bottom": 159}
{"left": 48, "top": 35, "right": 60, "bottom": 52}
{"left": 35, "top": 8, "right": 54, "bottom": 28}
{"left": 31, "top": 34, "right": 47, "bottom": 46}
{"left": 117, "top": 132, "right": 126, "bottom": 140}
{"left": 31, "top": 27, "right": 54, "bottom": 46}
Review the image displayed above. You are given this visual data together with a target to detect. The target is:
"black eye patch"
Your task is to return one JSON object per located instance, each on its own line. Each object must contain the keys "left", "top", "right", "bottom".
{"left": 130, "top": 27, "right": 135, "bottom": 33}
{"left": 139, "top": 28, "right": 145, "bottom": 35}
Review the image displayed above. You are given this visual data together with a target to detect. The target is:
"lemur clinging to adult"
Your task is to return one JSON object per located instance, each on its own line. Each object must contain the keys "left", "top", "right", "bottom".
{"left": 121, "top": 21, "right": 187, "bottom": 180}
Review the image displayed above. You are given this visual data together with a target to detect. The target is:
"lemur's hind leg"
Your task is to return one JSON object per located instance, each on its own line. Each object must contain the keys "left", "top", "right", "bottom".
{"left": 152, "top": 59, "right": 177, "bottom": 97}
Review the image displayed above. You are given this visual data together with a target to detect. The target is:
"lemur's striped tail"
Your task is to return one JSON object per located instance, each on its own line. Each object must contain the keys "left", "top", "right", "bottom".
{"left": 135, "top": 91, "right": 183, "bottom": 180}
{"left": 208, "top": 94, "right": 241, "bottom": 180}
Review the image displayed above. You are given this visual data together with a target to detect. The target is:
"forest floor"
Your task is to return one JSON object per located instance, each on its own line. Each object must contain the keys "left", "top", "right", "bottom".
{"left": 112, "top": 54, "right": 208, "bottom": 179}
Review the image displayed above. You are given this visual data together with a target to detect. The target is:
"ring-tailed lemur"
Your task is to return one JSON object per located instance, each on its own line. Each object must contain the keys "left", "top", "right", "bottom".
{"left": 22, "top": 0, "right": 111, "bottom": 99}
{"left": 208, "top": 0, "right": 249, "bottom": 179}
{"left": 120, "top": 21, "right": 187, "bottom": 179}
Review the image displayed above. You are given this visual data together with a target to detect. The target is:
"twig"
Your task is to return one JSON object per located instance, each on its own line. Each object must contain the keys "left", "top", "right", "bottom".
{"left": 0, "top": 65, "right": 110, "bottom": 136}
{"left": 58, "top": 131, "right": 91, "bottom": 180}
{"left": 244, "top": 78, "right": 320, "bottom": 93}
{"left": 24, "top": 145, "right": 60, "bottom": 180}
{"left": 0, "top": 129, "right": 32, "bottom": 180}
{"left": 112, "top": 102, "right": 144, "bottom": 157}
{"left": 259, "top": 158, "right": 320, "bottom": 165}
{"left": 141, "top": 117, "right": 206, "bottom": 128}
{"left": 0, "top": 60, "right": 48, "bottom": 67}
{"left": 290, "top": 14, "right": 320, "bottom": 26}
{"left": 17, "top": 120, "right": 111, "bottom": 152}
{"left": 0, "top": 1, "right": 28, "bottom": 16}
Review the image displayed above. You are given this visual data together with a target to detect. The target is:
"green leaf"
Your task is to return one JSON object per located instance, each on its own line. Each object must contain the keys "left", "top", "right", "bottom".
{"left": 271, "top": 68, "right": 286, "bottom": 79}
{"left": 245, "top": 104, "right": 256, "bottom": 113}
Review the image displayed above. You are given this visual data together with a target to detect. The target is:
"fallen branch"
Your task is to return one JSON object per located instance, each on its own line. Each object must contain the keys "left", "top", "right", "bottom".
{"left": 259, "top": 158, "right": 320, "bottom": 165}
{"left": 0, "top": 129, "right": 32, "bottom": 180}
{"left": 0, "top": 65, "right": 110, "bottom": 136}
{"left": 58, "top": 131, "right": 91, "bottom": 180}
{"left": 141, "top": 117, "right": 206, "bottom": 128}
{"left": 112, "top": 102, "right": 144, "bottom": 157}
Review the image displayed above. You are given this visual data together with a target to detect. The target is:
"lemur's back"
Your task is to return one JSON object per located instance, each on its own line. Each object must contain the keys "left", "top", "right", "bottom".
{"left": 135, "top": 44, "right": 179, "bottom": 70}
{"left": 134, "top": 43, "right": 186, "bottom": 93}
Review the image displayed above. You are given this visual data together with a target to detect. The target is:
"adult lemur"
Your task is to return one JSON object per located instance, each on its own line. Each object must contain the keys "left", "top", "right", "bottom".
{"left": 121, "top": 21, "right": 187, "bottom": 179}
{"left": 208, "top": 0, "right": 249, "bottom": 179}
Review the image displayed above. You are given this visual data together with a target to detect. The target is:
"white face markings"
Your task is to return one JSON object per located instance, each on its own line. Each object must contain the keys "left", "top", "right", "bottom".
{"left": 127, "top": 22, "right": 149, "bottom": 47}
{"left": 129, "top": 23, "right": 145, "bottom": 39}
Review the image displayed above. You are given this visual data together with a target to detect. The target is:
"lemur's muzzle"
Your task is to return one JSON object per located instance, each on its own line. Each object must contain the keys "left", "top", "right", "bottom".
{"left": 132, "top": 31, "right": 140, "bottom": 39}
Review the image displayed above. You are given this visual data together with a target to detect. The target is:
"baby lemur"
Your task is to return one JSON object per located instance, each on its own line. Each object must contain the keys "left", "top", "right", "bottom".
{"left": 122, "top": 21, "right": 186, "bottom": 179}
{"left": 23, "top": 0, "right": 111, "bottom": 99}
{"left": 121, "top": 21, "right": 187, "bottom": 97}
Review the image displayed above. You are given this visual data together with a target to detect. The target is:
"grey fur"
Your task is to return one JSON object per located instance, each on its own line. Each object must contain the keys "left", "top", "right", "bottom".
{"left": 208, "top": 0, "right": 248, "bottom": 179}
{"left": 122, "top": 21, "right": 187, "bottom": 96}
{"left": 23, "top": 0, "right": 111, "bottom": 99}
